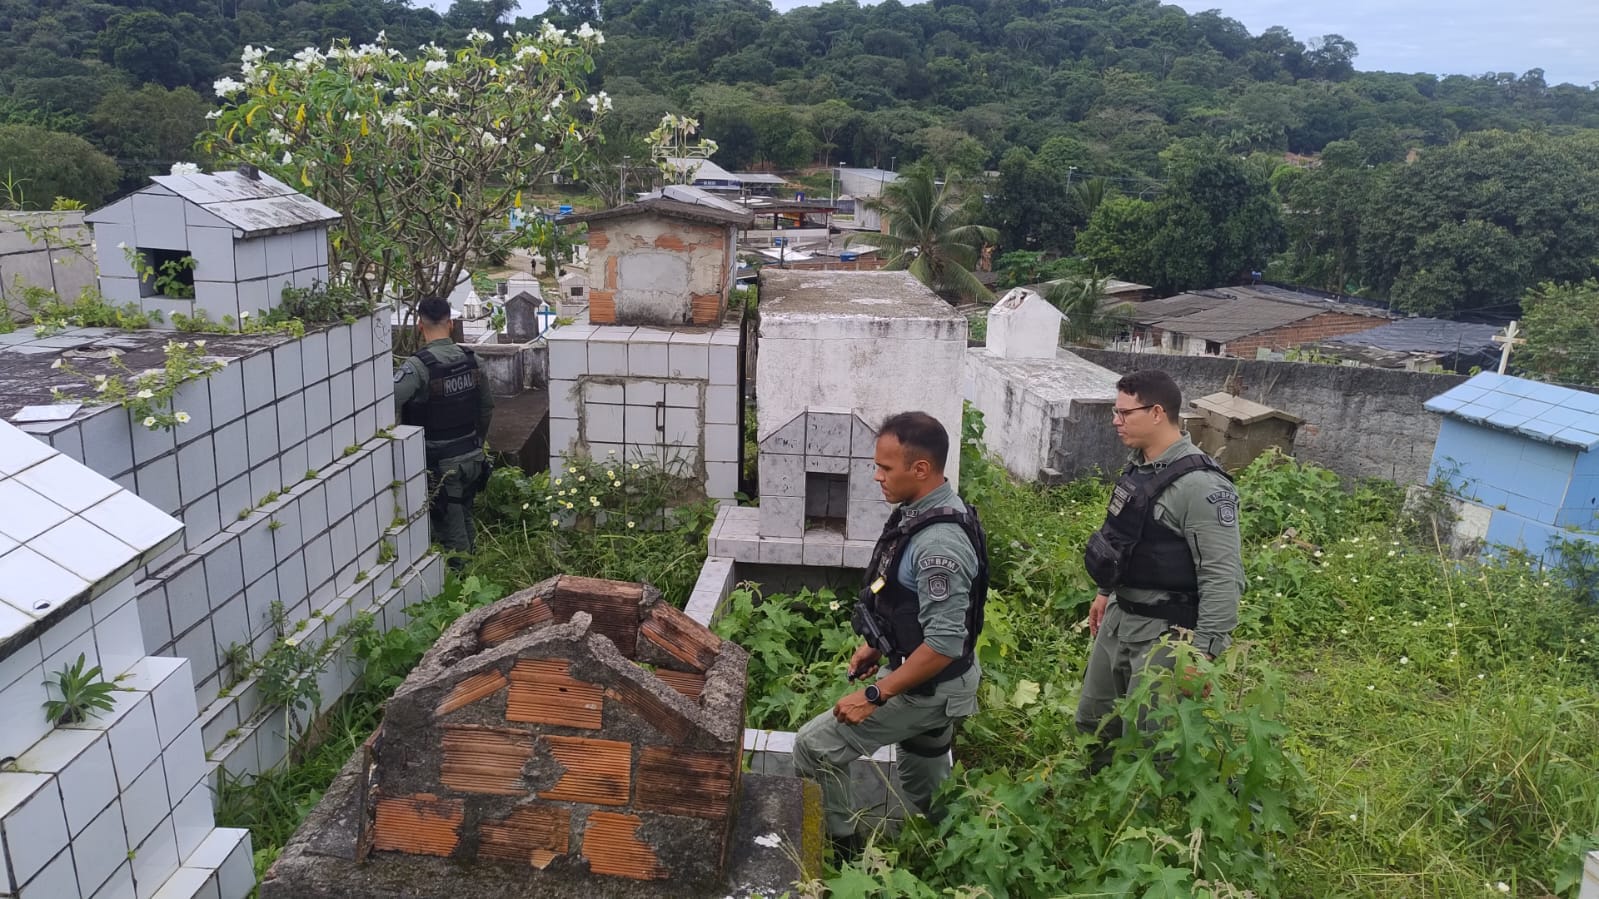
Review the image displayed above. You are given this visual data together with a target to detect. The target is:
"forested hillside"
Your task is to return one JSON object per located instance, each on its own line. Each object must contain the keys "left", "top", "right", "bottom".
{"left": 5, "top": 0, "right": 1599, "bottom": 315}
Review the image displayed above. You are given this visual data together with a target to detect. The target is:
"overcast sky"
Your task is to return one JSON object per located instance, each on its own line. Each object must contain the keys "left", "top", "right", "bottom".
{"left": 498, "top": 0, "right": 1597, "bottom": 85}
{"left": 1159, "top": 0, "right": 1599, "bottom": 85}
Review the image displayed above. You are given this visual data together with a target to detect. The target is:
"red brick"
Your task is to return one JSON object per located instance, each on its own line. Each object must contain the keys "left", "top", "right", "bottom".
{"left": 588, "top": 289, "right": 615, "bottom": 324}
{"left": 439, "top": 725, "right": 534, "bottom": 796}
{"left": 435, "top": 670, "right": 507, "bottom": 716}
{"left": 478, "top": 599, "right": 554, "bottom": 646}
{"left": 586, "top": 229, "right": 609, "bottom": 251}
{"left": 372, "top": 794, "right": 463, "bottom": 857}
{"left": 635, "top": 746, "right": 736, "bottom": 819}
{"left": 582, "top": 812, "right": 668, "bottom": 880}
{"left": 478, "top": 805, "right": 570, "bottom": 867}
{"left": 506, "top": 658, "right": 604, "bottom": 729}
{"left": 538, "top": 735, "right": 632, "bottom": 806}
{"left": 638, "top": 603, "right": 721, "bottom": 672}
{"left": 549, "top": 576, "right": 641, "bottom": 656}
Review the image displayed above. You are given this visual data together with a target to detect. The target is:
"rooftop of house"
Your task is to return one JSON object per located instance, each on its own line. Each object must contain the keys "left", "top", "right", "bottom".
{"left": 1425, "top": 372, "right": 1599, "bottom": 451}
{"left": 0, "top": 421, "right": 181, "bottom": 659}
{"left": 87, "top": 168, "right": 341, "bottom": 238}
{"left": 1133, "top": 285, "right": 1395, "bottom": 343}
{"left": 1327, "top": 317, "right": 1502, "bottom": 355}
{"left": 758, "top": 269, "right": 962, "bottom": 322}
{"left": 562, "top": 184, "right": 754, "bottom": 229}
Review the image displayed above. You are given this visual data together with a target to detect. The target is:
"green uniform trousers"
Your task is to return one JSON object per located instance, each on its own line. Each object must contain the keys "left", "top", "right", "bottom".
{"left": 794, "top": 664, "right": 980, "bottom": 840}
{"left": 428, "top": 451, "right": 485, "bottom": 557}
{"left": 1075, "top": 612, "right": 1179, "bottom": 768}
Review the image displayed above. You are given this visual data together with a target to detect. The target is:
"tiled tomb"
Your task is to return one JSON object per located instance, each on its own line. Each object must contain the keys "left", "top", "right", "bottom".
{"left": 546, "top": 186, "right": 752, "bottom": 501}
{"left": 87, "top": 167, "right": 339, "bottom": 327}
{"left": 4, "top": 309, "right": 442, "bottom": 784}
{"left": 702, "top": 268, "right": 968, "bottom": 575}
{"left": 0, "top": 421, "right": 253, "bottom": 899}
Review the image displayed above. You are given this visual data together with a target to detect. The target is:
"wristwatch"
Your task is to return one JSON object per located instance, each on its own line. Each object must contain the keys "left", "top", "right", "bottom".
{"left": 863, "top": 684, "right": 887, "bottom": 706}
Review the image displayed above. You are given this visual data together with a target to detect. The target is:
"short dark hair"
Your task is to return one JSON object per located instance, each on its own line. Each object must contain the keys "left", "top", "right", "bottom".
{"left": 418, "top": 297, "right": 452, "bottom": 325}
{"left": 1116, "top": 369, "right": 1183, "bottom": 420}
{"left": 878, "top": 411, "right": 949, "bottom": 470}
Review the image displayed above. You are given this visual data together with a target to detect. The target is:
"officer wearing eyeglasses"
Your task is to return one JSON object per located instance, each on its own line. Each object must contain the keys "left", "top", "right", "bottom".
{"left": 1077, "top": 369, "right": 1244, "bottom": 764}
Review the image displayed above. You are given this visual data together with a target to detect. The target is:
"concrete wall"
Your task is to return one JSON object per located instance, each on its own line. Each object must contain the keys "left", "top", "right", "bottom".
{"left": 20, "top": 310, "right": 441, "bottom": 779}
{"left": 1071, "top": 348, "right": 1467, "bottom": 485}
{"left": 962, "top": 349, "right": 1122, "bottom": 483}
{"left": 586, "top": 217, "right": 733, "bottom": 326}
{"left": 0, "top": 212, "right": 96, "bottom": 320}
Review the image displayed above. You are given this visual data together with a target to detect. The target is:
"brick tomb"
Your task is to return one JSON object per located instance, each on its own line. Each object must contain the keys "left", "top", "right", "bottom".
{"left": 285, "top": 575, "right": 749, "bottom": 893}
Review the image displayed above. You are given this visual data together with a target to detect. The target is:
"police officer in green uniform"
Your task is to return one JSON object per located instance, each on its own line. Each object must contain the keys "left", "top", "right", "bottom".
{"left": 393, "top": 297, "right": 495, "bottom": 564}
{"left": 1077, "top": 370, "right": 1244, "bottom": 760}
{"left": 794, "top": 412, "right": 990, "bottom": 860}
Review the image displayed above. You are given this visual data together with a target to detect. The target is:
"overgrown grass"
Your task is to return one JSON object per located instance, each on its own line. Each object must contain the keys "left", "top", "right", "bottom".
{"left": 745, "top": 414, "right": 1599, "bottom": 897}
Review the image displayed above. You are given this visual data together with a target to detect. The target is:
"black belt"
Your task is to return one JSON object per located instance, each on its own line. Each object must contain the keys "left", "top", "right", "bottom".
{"left": 1115, "top": 592, "right": 1199, "bottom": 629}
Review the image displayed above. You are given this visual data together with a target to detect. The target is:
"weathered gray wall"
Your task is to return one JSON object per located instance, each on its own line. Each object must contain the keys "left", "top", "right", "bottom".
{"left": 1071, "top": 349, "right": 1468, "bottom": 485}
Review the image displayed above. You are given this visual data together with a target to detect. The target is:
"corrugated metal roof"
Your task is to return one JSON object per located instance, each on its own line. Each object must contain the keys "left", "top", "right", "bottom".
{"left": 1328, "top": 318, "right": 1501, "bottom": 354}
{"left": 1132, "top": 286, "right": 1393, "bottom": 343}
{"left": 563, "top": 185, "right": 754, "bottom": 228}
{"left": 140, "top": 169, "right": 340, "bottom": 237}
{"left": 1424, "top": 373, "right": 1599, "bottom": 451}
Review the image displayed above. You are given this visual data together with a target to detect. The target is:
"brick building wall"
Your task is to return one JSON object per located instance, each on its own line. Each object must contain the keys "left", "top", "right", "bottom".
{"left": 1224, "top": 311, "right": 1389, "bottom": 358}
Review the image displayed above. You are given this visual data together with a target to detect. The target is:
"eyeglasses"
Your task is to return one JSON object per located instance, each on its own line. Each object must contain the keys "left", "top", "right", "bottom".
{"left": 1111, "top": 404, "right": 1155, "bottom": 421}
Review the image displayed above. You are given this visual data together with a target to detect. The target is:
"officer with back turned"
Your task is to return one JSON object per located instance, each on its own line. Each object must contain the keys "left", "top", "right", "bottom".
{"left": 793, "top": 411, "right": 990, "bottom": 861}
{"left": 1077, "top": 369, "right": 1244, "bottom": 764}
{"left": 393, "top": 297, "right": 494, "bottom": 564}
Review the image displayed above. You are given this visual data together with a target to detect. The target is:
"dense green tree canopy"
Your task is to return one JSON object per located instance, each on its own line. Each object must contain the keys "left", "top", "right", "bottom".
{"left": 0, "top": 124, "right": 121, "bottom": 208}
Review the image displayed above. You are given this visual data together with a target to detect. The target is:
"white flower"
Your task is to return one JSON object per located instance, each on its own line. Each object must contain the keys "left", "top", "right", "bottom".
{"left": 142, "top": 416, "right": 157, "bottom": 428}
{"left": 1399, "top": 656, "right": 1409, "bottom": 665}
{"left": 281, "top": 151, "right": 294, "bottom": 166}
{"left": 578, "top": 476, "right": 586, "bottom": 482}
{"left": 550, "top": 518, "right": 560, "bottom": 526}
{"left": 241, "top": 311, "right": 251, "bottom": 319}
{"left": 116, "top": 241, "right": 127, "bottom": 249}
{"left": 423, "top": 59, "right": 448, "bottom": 73}
{"left": 204, "top": 110, "right": 221, "bottom": 120}
{"left": 1344, "top": 552, "right": 1354, "bottom": 559}
{"left": 1495, "top": 884, "right": 1509, "bottom": 894}
{"left": 174, "top": 411, "right": 190, "bottom": 424}
{"left": 194, "top": 340, "right": 206, "bottom": 349}
{"left": 1349, "top": 813, "right": 1358, "bottom": 821}
{"left": 170, "top": 162, "right": 201, "bottom": 175}
{"left": 533, "top": 142, "right": 545, "bottom": 154}
{"left": 627, "top": 521, "right": 636, "bottom": 529}
{"left": 576, "top": 22, "right": 598, "bottom": 40}
{"left": 213, "top": 77, "right": 245, "bottom": 97}
{"left": 50, "top": 358, "right": 63, "bottom": 369}
{"left": 1477, "top": 673, "right": 1486, "bottom": 680}
{"left": 135, "top": 389, "right": 155, "bottom": 399}
{"left": 1313, "top": 550, "right": 1323, "bottom": 558}
{"left": 828, "top": 600, "right": 840, "bottom": 612}
{"left": 604, "top": 470, "right": 614, "bottom": 478}
{"left": 522, "top": 502, "right": 529, "bottom": 510}
{"left": 1366, "top": 685, "right": 1374, "bottom": 691}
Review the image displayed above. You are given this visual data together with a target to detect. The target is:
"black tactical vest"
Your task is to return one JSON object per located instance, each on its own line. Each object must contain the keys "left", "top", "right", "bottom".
{"left": 856, "top": 504, "right": 990, "bottom": 688}
{"left": 1083, "top": 453, "right": 1230, "bottom": 595}
{"left": 400, "top": 347, "right": 482, "bottom": 458}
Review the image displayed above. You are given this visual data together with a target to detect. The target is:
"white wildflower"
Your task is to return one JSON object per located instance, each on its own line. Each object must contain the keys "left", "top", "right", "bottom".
{"left": 828, "top": 600, "right": 840, "bottom": 612}
{"left": 170, "top": 162, "right": 201, "bottom": 175}
{"left": 240, "top": 311, "right": 251, "bottom": 319}
{"left": 466, "top": 28, "right": 493, "bottom": 42}
{"left": 213, "top": 76, "right": 245, "bottom": 97}
{"left": 281, "top": 151, "right": 294, "bottom": 166}
{"left": 174, "top": 412, "right": 190, "bottom": 424}
{"left": 627, "top": 521, "right": 636, "bottom": 529}
{"left": 1495, "top": 883, "right": 1509, "bottom": 894}
{"left": 1399, "top": 656, "right": 1409, "bottom": 665}
{"left": 205, "top": 110, "right": 221, "bottom": 119}
{"left": 1366, "top": 685, "right": 1374, "bottom": 691}
{"left": 135, "top": 389, "right": 155, "bottom": 400}
{"left": 550, "top": 518, "right": 560, "bottom": 526}
{"left": 142, "top": 416, "right": 157, "bottom": 428}
{"left": 423, "top": 59, "right": 448, "bottom": 73}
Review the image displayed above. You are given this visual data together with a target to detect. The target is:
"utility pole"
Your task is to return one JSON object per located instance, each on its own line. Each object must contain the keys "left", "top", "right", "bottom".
{"left": 1493, "top": 320, "right": 1526, "bottom": 374}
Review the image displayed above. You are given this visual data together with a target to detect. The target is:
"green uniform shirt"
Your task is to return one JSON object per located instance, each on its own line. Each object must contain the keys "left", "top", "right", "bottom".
{"left": 1104, "top": 435, "right": 1245, "bottom": 657}
{"left": 893, "top": 481, "right": 980, "bottom": 659}
{"left": 392, "top": 337, "right": 495, "bottom": 452}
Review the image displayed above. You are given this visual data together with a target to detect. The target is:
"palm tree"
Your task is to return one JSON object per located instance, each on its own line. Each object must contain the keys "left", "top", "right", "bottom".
{"left": 853, "top": 168, "right": 999, "bottom": 303}
{"left": 1044, "top": 272, "right": 1134, "bottom": 347}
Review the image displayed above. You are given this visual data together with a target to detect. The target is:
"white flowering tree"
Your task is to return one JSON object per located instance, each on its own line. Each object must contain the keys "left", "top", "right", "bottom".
{"left": 203, "top": 26, "right": 610, "bottom": 319}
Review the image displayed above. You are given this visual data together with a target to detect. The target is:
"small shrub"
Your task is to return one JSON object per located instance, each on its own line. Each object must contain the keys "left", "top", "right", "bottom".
{"left": 42, "top": 654, "right": 122, "bottom": 725}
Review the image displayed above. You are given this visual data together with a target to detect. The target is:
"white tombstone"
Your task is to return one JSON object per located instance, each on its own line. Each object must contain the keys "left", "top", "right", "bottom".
{"left": 987, "top": 287, "right": 1064, "bottom": 360}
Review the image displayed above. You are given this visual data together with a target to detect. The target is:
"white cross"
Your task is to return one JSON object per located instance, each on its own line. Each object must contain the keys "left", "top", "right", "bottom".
{"left": 536, "top": 302, "right": 558, "bottom": 336}
{"left": 1492, "top": 320, "right": 1526, "bottom": 374}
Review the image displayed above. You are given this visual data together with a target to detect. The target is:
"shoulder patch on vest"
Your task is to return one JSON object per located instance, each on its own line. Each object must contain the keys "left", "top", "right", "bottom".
{"left": 925, "top": 573, "right": 951, "bottom": 601}
{"left": 394, "top": 361, "right": 412, "bottom": 383}
{"left": 1206, "top": 489, "right": 1239, "bottom": 505}
{"left": 1207, "top": 488, "right": 1239, "bottom": 526}
{"left": 919, "top": 555, "right": 961, "bottom": 574}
